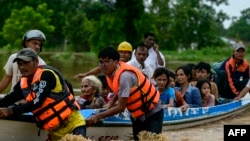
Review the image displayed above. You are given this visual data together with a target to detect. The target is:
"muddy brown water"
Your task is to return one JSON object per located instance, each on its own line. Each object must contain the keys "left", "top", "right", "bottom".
{"left": 165, "top": 106, "right": 250, "bottom": 141}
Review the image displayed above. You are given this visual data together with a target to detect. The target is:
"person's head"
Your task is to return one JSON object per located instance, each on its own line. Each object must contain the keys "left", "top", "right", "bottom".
{"left": 97, "top": 75, "right": 111, "bottom": 99}
{"left": 153, "top": 67, "right": 170, "bottom": 90}
{"left": 13, "top": 48, "right": 39, "bottom": 77}
{"left": 143, "top": 32, "right": 155, "bottom": 48}
{"left": 195, "top": 62, "right": 211, "bottom": 80}
{"left": 168, "top": 70, "right": 176, "bottom": 88}
{"left": 233, "top": 43, "right": 246, "bottom": 61}
{"left": 175, "top": 65, "right": 192, "bottom": 85}
{"left": 22, "top": 29, "right": 46, "bottom": 53}
{"left": 98, "top": 47, "right": 120, "bottom": 76}
{"left": 186, "top": 63, "right": 197, "bottom": 81}
{"left": 80, "top": 75, "right": 102, "bottom": 98}
{"left": 196, "top": 79, "right": 211, "bottom": 97}
{"left": 134, "top": 42, "right": 149, "bottom": 64}
{"left": 117, "top": 41, "right": 133, "bottom": 62}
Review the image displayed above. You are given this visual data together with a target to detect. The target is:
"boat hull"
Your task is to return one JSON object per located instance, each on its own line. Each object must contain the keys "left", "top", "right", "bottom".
{"left": 0, "top": 99, "right": 250, "bottom": 141}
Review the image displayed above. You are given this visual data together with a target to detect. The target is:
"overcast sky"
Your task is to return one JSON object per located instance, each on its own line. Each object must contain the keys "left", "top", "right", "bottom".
{"left": 214, "top": 0, "right": 250, "bottom": 28}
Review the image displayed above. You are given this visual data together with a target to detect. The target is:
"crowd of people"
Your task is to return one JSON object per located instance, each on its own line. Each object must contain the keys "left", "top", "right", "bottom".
{"left": 0, "top": 29, "right": 249, "bottom": 141}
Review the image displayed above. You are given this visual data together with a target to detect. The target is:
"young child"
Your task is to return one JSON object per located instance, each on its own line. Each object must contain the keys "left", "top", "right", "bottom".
{"left": 196, "top": 79, "right": 215, "bottom": 107}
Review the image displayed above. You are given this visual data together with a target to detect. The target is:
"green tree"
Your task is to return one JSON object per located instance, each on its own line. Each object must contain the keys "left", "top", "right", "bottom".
{"left": 63, "top": 13, "right": 93, "bottom": 52}
{"left": 89, "top": 0, "right": 149, "bottom": 53}
{"left": 147, "top": 0, "right": 228, "bottom": 50}
{"left": 0, "top": 3, "right": 54, "bottom": 51}
{"left": 227, "top": 8, "right": 250, "bottom": 42}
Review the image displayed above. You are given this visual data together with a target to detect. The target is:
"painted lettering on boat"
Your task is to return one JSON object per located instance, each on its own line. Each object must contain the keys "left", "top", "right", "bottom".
{"left": 86, "top": 135, "right": 119, "bottom": 141}
{"left": 98, "top": 135, "right": 119, "bottom": 140}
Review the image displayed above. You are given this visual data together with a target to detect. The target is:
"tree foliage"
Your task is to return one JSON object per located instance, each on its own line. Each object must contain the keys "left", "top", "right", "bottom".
{"left": 226, "top": 8, "right": 250, "bottom": 42}
{"left": 0, "top": 0, "right": 247, "bottom": 52}
{"left": 0, "top": 3, "right": 54, "bottom": 50}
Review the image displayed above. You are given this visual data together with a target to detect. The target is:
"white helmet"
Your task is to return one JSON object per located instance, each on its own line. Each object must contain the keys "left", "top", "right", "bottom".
{"left": 22, "top": 29, "right": 46, "bottom": 51}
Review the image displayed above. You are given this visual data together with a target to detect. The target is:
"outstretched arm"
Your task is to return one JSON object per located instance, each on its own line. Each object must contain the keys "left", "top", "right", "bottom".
{"left": 234, "top": 86, "right": 250, "bottom": 101}
{"left": 74, "top": 66, "right": 101, "bottom": 81}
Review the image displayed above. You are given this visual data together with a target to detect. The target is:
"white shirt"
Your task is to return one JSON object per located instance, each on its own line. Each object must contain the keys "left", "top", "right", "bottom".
{"left": 126, "top": 59, "right": 156, "bottom": 85}
{"left": 131, "top": 47, "right": 165, "bottom": 71}
{"left": 246, "top": 79, "right": 250, "bottom": 88}
{"left": 4, "top": 53, "right": 46, "bottom": 91}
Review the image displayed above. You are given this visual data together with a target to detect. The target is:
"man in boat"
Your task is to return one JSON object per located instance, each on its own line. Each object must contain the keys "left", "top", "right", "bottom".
{"left": 0, "top": 29, "right": 46, "bottom": 93}
{"left": 130, "top": 32, "right": 165, "bottom": 71}
{"left": 216, "top": 42, "right": 249, "bottom": 103}
{"left": 127, "top": 42, "right": 155, "bottom": 85}
{"left": 0, "top": 48, "right": 86, "bottom": 141}
{"left": 87, "top": 47, "right": 163, "bottom": 141}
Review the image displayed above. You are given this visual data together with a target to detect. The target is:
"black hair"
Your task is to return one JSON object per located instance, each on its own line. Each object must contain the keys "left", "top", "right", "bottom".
{"left": 98, "top": 47, "right": 120, "bottom": 61}
{"left": 186, "top": 63, "right": 196, "bottom": 70}
{"left": 153, "top": 67, "right": 170, "bottom": 88}
{"left": 168, "top": 70, "right": 175, "bottom": 80}
{"left": 196, "top": 79, "right": 211, "bottom": 98}
{"left": 195, "top": 62, "right": 211, "bottom": 74}
{"left": 144, "top": 32, "right": 155, "bottom": 38}
{"left": 97, "top": 75, "right": 108, "bottom": 88}
{"left": 175, "top": 65, "right": 192, "bottom": 82}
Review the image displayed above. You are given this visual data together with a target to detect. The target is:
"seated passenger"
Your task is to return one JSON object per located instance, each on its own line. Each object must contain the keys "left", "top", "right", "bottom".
{"left": 190, "top": 61, "right": 218, "bottom": 104}
{"left": 196, "top": 79, "right": 215, "bottom": 107}
{"left": 175, "top": 65, "right": 202, "bottom": 109}
{"left": 77, "top": 75, "right": 106, "bottom": 109}
{"left": 153, "top": 67, "right": 176, "bottom": 108}
{"left": 216, "top": 43, "right": 249, "bottom": 102}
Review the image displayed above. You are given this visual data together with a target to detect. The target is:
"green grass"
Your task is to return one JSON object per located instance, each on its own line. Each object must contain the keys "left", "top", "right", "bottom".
{"left": 163, "top": 46, "right": 250, "bottom": 63}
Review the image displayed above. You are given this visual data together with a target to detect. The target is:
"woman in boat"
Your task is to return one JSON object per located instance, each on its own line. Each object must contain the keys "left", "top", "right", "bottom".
{"left": 153, "top": 67, "right": 176, "bottom": 108}
{"left": 196, "top": 79, "right": 215, "bottom": 107}
{"left": 175, "top": 65, "right": 202, "bottom": 109}
{"left": 153, "top": 67, "right": 187, "bottom": 110}
{"left": 77, "top": 75, "right": 106, "bottom": 109}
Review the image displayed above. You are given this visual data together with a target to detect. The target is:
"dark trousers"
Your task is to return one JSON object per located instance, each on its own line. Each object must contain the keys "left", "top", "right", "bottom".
{"left": 130, "top": 109, "right": 164, "bottom": 141}
{"left": 72, "top": 125, "right": 86, "bottom": 137}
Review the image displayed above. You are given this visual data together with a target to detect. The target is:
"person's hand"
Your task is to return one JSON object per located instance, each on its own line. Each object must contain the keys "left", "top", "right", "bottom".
{"left": 87, "top": 115, "right": 101, "bottom": 126}
{"left": 153, "top": 43, "right": 159, "bottom": 52}
{"left": 74, "top": 73, "right": 87, "bottom": 81}
{"left": 0, "top": 108, "right": 13, "bottom": 118}
{"left": 180, "top": 104, "right": 189, "bottom": 112}
{"left": 234, "top": 96, "right": 241, "bottom": 101}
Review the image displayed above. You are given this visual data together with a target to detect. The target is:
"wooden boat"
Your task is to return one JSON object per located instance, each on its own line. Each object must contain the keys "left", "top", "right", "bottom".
{"left": 0, "top": 98, "right": 250, "bottom": 141}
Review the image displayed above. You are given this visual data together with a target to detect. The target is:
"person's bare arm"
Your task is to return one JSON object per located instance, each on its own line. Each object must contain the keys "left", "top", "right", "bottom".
{"left": 234, "top": 86, "right": 250, "bottom": 101}
{"left": 87, "top": 97, "right": 127, "bottom": 124}
{"left": 74, "top": 66, "right": 101, "bottom": 81}
{"left": 0, "top": 74, "right": 12, "bottom": 93}
{"left": 153, "top": 43, "right": 164, "bottom": 66}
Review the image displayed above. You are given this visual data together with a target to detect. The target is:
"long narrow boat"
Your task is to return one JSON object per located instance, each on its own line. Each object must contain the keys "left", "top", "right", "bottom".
{"left": 0, "top": 98, "right": 250, "bottom": 141}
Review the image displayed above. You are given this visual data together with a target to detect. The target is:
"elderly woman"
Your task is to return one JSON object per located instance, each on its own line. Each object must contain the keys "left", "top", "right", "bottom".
{"left": 77, "top": 75, "right": 106, "bottom": 109}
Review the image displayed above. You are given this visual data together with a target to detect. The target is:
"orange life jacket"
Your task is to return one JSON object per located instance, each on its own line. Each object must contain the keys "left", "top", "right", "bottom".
{"left": 106, "top": 62, "right": 160, "bottom": 118}
{"left": 20, "top": 65, "right": 80, "bottom": 130}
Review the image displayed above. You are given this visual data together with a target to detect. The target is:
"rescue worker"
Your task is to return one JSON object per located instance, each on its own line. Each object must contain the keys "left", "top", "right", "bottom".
{"left": 0, "top": 29, "right": 46, "bottom": 93}
{"left": 87, "top": 47, "right": 163, "bottom": 141}
{"left": 74, "top": 41, "right": 133, "bottom": 81}
{"left": 0, "top": 48, "right": 86, "bottom": 141}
